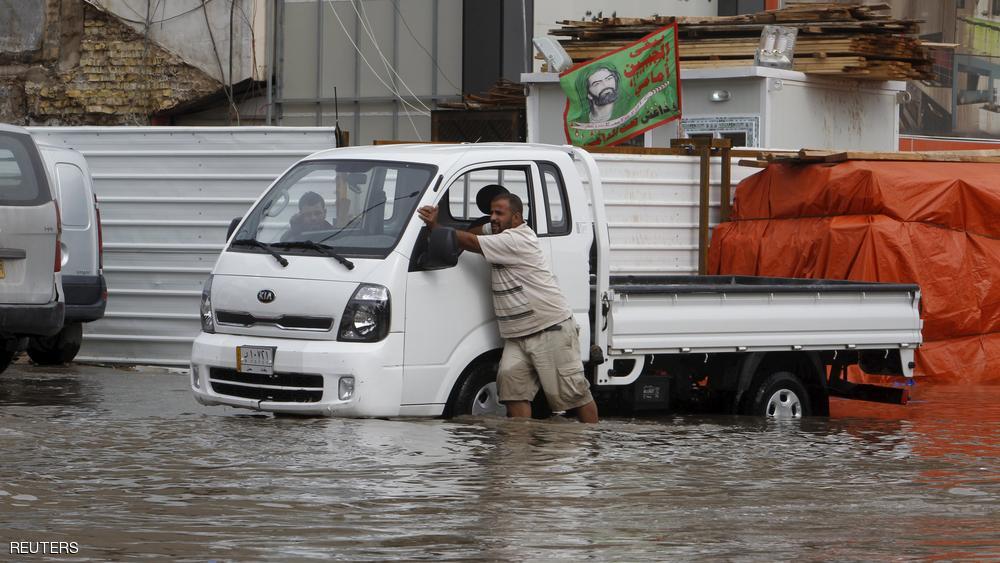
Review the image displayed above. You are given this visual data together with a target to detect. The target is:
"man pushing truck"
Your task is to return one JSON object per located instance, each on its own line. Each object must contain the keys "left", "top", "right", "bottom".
{"left": 418, "top": 192, "right": 600, "bottom": 423}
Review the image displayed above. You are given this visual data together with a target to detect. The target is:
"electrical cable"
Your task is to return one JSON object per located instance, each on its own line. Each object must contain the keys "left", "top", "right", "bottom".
{"left": 83, "top": 0, "right": 218, "bottom": 26}
{"left": 388, "top": 0, "right": 460, "bottom": 91}
{"left": 229, "top": 0, "right": 238, "bottom": 125}
{"left": 324, "top": 0, "right": 430, "bottom": 119}
{"left": 201, "top": 0, "right": 240, "bottom": 124}
{"left": 355, "top": 0, "right": 427, "bottom": 139}
{"left": 354, "top": 0, "right": 432, "bottom": 114}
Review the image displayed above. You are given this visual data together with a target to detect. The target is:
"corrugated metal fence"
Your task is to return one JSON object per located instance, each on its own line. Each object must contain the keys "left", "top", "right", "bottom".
{"left": 28, "top": 127, "right": 339, "bottom": 366}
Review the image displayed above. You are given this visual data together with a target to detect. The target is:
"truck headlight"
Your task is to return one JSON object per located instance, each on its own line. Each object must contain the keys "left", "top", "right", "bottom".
{"left": 200, "top": 274, "right": 215, "bottom": 334}
{"left": 338, "top": 284, "right": 390, "bottom": 342}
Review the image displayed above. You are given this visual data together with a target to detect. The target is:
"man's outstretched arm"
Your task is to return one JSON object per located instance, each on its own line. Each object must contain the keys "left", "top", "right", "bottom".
{"left": 417, "top": 205, "right": 482, "bottom": 254}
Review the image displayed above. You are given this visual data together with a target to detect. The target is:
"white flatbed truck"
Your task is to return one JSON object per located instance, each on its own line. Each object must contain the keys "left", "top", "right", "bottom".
{"left": 190, "top": 143, "right": 922, "bottom": 418}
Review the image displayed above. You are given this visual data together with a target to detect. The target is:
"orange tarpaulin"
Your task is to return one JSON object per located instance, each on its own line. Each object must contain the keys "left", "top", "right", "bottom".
{"left": 708, "top": 161, "right": 1000, "bottom": 384}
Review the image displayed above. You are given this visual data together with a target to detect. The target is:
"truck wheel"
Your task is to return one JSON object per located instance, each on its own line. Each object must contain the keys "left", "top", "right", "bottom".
{"left": 27, "top": 323, "right": 84, "bottom": 365}
{"left": 744, "top": 371, "right": 811, "bottom": 419}
{"left": 451, "top": 362, "right": 507, "bottom": 417}
{"left": 0, "top": 350, "right": 17, "bottom": 373}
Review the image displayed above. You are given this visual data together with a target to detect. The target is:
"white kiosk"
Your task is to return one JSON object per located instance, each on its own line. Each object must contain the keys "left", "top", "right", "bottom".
{"left": 523, "top": 66, "right": 906, "bottom": 150}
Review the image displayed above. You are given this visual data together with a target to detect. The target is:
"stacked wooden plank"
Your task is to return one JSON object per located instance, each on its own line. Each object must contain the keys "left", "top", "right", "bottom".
{"left": 548, "top": 2, "right": 932, "bottom": 81}
{"left": 437, "top": 79, "right": 525, "bottom": 111}
{"left": 739, "top": 148, "right": 1000, "bottom": 168}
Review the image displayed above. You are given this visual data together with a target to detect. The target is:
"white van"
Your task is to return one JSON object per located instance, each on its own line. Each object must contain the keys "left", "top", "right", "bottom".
{"left": 0, "top": 125, "right": 64, "bottom": 373}
{"left": 191, "top": 144, "right": 923, "bottom": 418}
{"left": 26, "top": 145, "right": 106, "bottom": 364}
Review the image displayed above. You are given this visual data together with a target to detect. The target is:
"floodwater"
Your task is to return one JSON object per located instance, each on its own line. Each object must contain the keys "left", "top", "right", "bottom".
{"left": 0, "top": 364, "right": 997, "bottom": 561}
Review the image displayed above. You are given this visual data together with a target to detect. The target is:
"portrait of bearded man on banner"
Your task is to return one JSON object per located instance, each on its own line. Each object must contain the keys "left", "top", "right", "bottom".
{"left": 578, "top": 64, "right": 629, "bottom": 124}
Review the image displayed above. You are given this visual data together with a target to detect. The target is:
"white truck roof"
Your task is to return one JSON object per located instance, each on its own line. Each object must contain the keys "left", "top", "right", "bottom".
{"left": 303, "top": 143, "right": 575, "bottom": 168}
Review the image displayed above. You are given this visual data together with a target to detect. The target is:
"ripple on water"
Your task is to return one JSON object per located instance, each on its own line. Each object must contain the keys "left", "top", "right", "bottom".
{"left": 0, "top": 371, "right": 997, "bottom": 560}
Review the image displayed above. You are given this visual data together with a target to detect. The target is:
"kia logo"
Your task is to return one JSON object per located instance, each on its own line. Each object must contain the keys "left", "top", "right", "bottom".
{"left": 257, "top": 289, "right": 275, "bottom": 303}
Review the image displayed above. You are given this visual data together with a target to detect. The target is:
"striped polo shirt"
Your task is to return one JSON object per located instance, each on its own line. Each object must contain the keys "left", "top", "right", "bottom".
{"left": 477, "top": 222, "right": 572, "bottom": 339}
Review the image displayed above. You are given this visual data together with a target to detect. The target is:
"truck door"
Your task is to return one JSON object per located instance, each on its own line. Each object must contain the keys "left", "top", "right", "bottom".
{"left": 402, "top": 163, "right": 539, "bottom": 407}
{"left": 535, "top": 161, "right": 592, "bottom": 360}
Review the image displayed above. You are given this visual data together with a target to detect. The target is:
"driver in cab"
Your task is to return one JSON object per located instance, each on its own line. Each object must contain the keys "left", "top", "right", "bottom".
{"left": 281, "top": 191, "right": 334, "bottom": 242}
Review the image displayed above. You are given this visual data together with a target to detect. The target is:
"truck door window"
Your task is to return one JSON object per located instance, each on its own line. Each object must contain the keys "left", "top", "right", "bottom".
{"left": 538, "top": 162, "right": 570, "bottom": 236}
{"left": 444, "top": 167, "right": 533, "bottom": 229}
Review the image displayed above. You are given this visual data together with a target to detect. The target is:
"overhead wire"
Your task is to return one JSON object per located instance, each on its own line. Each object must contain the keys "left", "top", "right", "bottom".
{"left": 325, "top": 0, "right": 430, "bottom": 142}
{"left": 83, "top": 0, "right": 218, "bottom": 26}
{"left": 389, "top": 0, "right": 460, "bottom": 91}
{"left": 354, "top": 0, "right": 427, "bottom": 139}
{"left": 353, "top": 0, "right": 433, "bottom": 113}
{"left": 201, "top": 0, "right": 240, "bottom": 124}
{"left": 324, "top": 0, "right": 429, "bottom": 118}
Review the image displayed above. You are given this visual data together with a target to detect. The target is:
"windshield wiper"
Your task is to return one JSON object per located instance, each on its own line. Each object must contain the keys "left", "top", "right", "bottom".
{"left": 272, "top": 240, "right": 355, "bottom": 270}
{"left": 230, "top": 238, "right": 289, "bottom": 267}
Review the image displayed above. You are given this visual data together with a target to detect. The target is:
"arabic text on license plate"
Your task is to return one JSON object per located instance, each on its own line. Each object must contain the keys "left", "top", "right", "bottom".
{"left": 236, "top": 345, "right": 275, "bottom": 375}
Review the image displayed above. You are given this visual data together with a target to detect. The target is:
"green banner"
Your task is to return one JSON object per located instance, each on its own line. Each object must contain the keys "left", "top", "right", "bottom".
{"left": 561, "top": 24, "right": 681, "bottom": 147}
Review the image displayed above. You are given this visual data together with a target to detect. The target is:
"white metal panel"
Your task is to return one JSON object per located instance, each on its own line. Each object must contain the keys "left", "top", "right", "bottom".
{"left": 608, "top": 290, "right": 923, "bottom": 354}
{"left": 582, "top": 154, "right": 758, "bottom": 275}
{"left": 27, "top": 127, "right": 339, "bottom": 366}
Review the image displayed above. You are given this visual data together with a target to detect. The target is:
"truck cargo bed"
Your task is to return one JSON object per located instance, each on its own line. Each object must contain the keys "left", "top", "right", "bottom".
{"left": 604, "top": 275, "right": 922, "bottom": 356}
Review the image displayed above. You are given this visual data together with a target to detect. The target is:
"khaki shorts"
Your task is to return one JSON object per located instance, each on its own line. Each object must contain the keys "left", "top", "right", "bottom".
{"left": 497, "top": 318, "right": 594, "bottom": 412}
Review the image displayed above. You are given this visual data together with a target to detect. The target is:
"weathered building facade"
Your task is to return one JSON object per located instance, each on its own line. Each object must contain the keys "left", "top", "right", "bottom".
{"left": 0, "top": 1, "right": 235, "bottom": 125}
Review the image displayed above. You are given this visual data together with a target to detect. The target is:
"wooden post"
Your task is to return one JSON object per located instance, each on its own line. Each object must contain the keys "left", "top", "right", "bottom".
{"left": 698, "top": 143, "right": 711, "bottom": 275}
{"left": 719, "top": 140, "right": 733, "bottom": 223}
{"left": 670, "top": 137, "right": 717, "bottom": 276}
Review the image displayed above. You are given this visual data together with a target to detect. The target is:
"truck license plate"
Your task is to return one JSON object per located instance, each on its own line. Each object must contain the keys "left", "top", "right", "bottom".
{"left": 236, "top": 345, "right": 276, "bottom": 375}
{"left": 0, "top": 260, "right": 4, "bottom": 279}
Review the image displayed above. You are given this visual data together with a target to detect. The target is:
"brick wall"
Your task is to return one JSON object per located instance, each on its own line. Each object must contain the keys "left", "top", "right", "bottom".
{"left": 1, "top": 1, "right": 221, "bottom": 125}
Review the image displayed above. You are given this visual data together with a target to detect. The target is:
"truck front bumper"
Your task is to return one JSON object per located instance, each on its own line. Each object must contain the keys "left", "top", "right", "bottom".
{"left": 190, "top": 332, "right": 404, "bottom": 417}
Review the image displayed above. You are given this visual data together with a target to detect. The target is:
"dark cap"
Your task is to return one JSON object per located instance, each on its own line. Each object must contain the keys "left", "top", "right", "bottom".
{"left": 475, "top": 184, "right": 510, "bottom": 215}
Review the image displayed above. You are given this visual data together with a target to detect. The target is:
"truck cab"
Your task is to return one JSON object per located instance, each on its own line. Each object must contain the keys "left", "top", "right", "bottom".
{"left": 191, "top": 144, "right": 922, "bottom": 418}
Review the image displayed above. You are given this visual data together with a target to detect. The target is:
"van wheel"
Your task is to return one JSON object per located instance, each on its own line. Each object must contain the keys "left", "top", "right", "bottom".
{"left": 27, "top": 323, "right": 84, "bottom": 365}
{"left": 451, "top": 362, "right": 507, "bottom": 417}
{"left": 743, "top": 371, "right": 811, "bottom": 419}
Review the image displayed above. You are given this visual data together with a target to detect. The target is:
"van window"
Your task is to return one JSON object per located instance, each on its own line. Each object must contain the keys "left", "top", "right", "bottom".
{"left": 55, "top": 163, "right": 91, "bottom": 227}
{"left": 0, "top": 132, "right": 49, "bottom": 206}
{"left": 445, "top": 167, "right": 533, "bottom": 229}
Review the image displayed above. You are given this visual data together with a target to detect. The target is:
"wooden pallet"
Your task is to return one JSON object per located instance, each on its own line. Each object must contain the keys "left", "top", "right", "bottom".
{"left": 739, "top": 148, "right": 1000, "bottom": 167}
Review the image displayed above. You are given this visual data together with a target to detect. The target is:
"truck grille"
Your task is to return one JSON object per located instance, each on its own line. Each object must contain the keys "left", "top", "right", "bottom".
{"left": 215, "top": 310, "right": 334, "bottom": 331}
{"left": 208, "top": 368, "right": 324, "bottom": 403}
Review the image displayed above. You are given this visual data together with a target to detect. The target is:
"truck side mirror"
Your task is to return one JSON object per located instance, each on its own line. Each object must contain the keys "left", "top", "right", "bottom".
{"left": 226, "top": 217, "right": 241, "bottom": 241}
{"left": 419, "top": 227, "right": 460, "bottom": 270}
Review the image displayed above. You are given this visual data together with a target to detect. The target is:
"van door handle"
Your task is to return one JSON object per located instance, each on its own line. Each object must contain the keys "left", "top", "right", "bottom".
{"left": 0, "top": 248, "right": 27, "bottom": 259}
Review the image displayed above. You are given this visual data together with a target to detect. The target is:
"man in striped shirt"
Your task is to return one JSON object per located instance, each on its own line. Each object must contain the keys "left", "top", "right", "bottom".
{"left": 418, "top": 193, "right": 598, "bottom": 423}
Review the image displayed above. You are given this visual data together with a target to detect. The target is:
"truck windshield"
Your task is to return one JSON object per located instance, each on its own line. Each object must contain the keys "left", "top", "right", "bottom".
{"left": 232, "top": 159, "right": 436, "bottom": 259}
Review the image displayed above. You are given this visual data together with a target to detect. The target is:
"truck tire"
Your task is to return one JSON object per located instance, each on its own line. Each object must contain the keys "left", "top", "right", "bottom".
{"left": 743, "top": 371, "right": 811, "bottom": 419}
{"left": 27, "top": 323, "right": 84, "bottom": 366}
{"left": 0, "top": 345, "right": 15, "bottom": 375}
{"left": 451, "top": 362, "right": 507, "bottom": 417}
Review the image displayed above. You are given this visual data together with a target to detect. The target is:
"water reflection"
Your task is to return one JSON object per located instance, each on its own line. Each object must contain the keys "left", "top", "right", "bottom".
{"left": 0, "top": 365, "right": 997, "bottom": 560}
